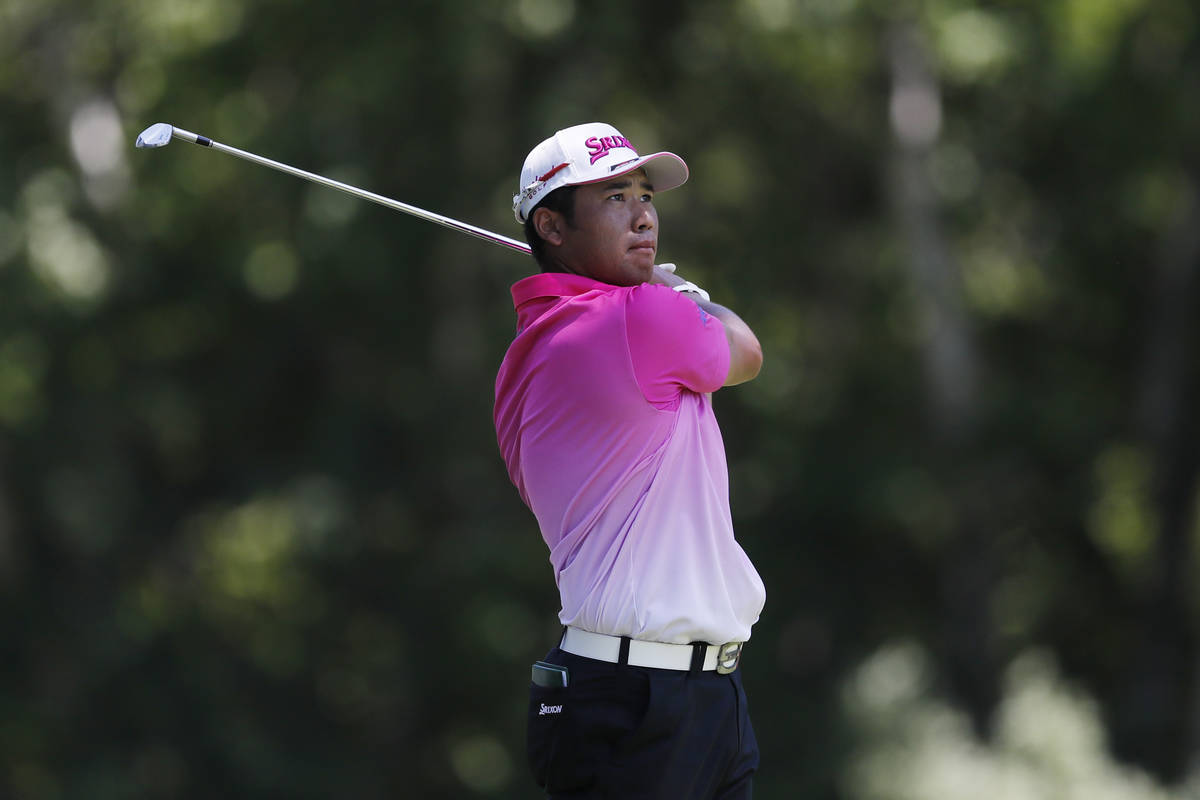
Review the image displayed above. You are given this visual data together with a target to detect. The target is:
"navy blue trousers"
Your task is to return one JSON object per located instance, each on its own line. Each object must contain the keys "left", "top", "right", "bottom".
{"left": 526, "top": 646, "right": 758, "bottom": 799}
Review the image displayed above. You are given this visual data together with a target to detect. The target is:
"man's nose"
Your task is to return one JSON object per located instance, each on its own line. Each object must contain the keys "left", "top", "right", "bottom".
{"left": 633, "top": 206, "right": 655, "bottom": 231}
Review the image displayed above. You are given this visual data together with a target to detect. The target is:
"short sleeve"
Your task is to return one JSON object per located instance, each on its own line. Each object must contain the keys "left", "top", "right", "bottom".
{"left": 625, "top": 284, "right": 730, "bottom": 407}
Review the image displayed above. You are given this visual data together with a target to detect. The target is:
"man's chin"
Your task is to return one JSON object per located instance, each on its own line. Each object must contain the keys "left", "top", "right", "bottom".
{"left": 629, "top": 254, "right": 656, "bottom": 282}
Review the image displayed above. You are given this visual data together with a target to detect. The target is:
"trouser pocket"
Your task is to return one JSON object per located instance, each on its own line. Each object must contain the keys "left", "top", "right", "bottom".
{"left": 528, "top": 682, "right": 583, "bottom": 790}
{"left": 526, "top": 657, "right": 651, "bottom": 793}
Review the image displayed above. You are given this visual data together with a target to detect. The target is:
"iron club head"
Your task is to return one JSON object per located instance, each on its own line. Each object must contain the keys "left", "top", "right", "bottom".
{"left": 135, "top": 123, "right": 174, "bottom": 148}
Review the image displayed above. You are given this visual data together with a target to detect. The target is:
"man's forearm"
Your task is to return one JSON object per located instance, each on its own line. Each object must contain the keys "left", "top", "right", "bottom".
{"left": 697, "top": 299, "right": 763, "bottom": 386}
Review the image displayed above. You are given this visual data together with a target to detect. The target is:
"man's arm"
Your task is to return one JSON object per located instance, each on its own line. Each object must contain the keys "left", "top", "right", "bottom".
{"left": 651, "top": 265, "right": 763, "bottom": 386}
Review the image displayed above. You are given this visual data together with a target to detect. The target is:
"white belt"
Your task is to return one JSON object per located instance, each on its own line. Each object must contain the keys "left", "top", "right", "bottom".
{"left": 560, "top": 627, "right": 744, "bottom": 674}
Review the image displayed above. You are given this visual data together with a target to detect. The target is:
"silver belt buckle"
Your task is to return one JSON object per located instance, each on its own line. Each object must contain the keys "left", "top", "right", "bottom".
{"left": 715, "top": 641, "right": 743, "bottom": 674}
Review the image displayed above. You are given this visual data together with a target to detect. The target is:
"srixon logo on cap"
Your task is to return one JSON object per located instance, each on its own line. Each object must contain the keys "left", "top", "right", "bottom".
{"left": 586, "top": 135, "right": 636, "bottom": 165}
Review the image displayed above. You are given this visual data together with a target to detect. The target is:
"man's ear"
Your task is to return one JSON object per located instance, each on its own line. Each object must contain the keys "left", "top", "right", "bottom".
{"left": 532, "top": 207, "right": 565, "bottom": 247}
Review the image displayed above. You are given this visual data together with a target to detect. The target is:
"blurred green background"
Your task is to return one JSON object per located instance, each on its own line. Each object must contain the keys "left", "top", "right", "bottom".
{"left": 2, "top": 0, "right": 1199, "bottom": 797}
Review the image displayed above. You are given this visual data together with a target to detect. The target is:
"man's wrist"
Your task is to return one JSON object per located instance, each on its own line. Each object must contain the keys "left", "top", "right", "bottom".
{"left": 672, "top": 281, "right": 711, "bottom": 303}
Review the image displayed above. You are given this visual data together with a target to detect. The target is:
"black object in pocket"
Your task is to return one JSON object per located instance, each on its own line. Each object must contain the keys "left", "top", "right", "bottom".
{"left": 532, "top": 660, "right": 569, "bottom": 688}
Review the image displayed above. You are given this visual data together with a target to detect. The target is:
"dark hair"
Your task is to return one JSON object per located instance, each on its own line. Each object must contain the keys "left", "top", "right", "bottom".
{"left": 523, "top": 186, "right": 578, "bottom": 272}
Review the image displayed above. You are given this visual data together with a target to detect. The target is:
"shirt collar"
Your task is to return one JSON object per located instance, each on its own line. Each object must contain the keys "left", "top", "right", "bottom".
{"left": 510, "top": 272, "right": 614, "bottom": 309}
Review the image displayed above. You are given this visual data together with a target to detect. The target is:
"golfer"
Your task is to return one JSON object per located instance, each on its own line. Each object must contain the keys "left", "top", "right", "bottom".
{"left": 494, "top": 122, "right": 766, "bottom": 799}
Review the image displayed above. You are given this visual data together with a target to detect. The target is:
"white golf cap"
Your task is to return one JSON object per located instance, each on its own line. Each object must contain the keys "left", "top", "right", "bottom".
{"left": 513, "top": 122, "right": 689, "bottom": 223}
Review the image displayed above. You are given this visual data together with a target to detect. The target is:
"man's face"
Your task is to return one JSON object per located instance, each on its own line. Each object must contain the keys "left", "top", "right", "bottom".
{"left": 554, "top": 169, "right": 658, "bottom": 286}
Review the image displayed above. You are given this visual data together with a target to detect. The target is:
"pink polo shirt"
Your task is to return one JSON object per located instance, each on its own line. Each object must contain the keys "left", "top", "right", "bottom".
{"left": 494, "top": 273, "right": 765, "bottom": 645}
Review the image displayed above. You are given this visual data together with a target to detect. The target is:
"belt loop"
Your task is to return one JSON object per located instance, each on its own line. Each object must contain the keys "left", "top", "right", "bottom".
{"left": 689, "top": 642, "right": 706, "bottom": 674}
{"left": 618, "top": 636, "right": 631, "bottom": 667}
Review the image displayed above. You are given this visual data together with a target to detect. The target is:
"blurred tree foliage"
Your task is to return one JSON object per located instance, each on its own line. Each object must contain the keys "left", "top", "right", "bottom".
{"left": 1, "top": 0, "right": 1198, "bottom": 797}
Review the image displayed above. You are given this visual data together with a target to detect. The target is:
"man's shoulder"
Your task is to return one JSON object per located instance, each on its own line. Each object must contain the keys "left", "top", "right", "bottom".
{"left": 625, "top": 283, "right": 717, "bottom": 331}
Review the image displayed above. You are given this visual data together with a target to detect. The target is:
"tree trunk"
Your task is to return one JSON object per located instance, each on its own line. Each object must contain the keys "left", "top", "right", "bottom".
{"left": 886, "top": 19, "right": 994, "bottom": 733}
{"left": 1118, "top": 175, "right": 1200, "bottom": 780}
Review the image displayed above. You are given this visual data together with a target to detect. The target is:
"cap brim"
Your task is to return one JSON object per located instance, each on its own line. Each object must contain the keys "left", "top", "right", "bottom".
{"left": 573, "top": 151, "right": 689, "bottom": 194}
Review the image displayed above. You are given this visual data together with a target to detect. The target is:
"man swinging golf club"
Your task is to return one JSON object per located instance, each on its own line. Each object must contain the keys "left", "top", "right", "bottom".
{"left": 135, "top": 115, "right": 766, "bottom": 797}
{"left": 494, "top": 123, "right": 767, "bottom": 799}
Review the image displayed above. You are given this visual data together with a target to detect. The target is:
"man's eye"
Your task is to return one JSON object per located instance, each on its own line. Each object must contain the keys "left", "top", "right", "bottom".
{"left": 608, "top": 193, "right": 624, "bottom": 201}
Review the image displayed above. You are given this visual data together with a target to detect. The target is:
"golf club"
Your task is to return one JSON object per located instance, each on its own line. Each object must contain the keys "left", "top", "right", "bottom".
{"left": 135, "top": 122, "right": 533, "bottom": 255}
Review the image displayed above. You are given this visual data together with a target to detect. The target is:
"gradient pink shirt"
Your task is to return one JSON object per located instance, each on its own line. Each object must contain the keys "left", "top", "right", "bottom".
{"left": 494, "top": 273, "right": 765, "bottom": 644}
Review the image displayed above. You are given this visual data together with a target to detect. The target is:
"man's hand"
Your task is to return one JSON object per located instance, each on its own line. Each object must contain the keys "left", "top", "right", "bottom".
{"left": 651, "top": 263, "right": 684, "bottom": 287}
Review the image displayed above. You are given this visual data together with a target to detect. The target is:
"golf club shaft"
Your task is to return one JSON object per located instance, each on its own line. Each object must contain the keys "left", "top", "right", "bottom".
{"left": 167, "top": 127, "right": 532, "bottom": 255}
